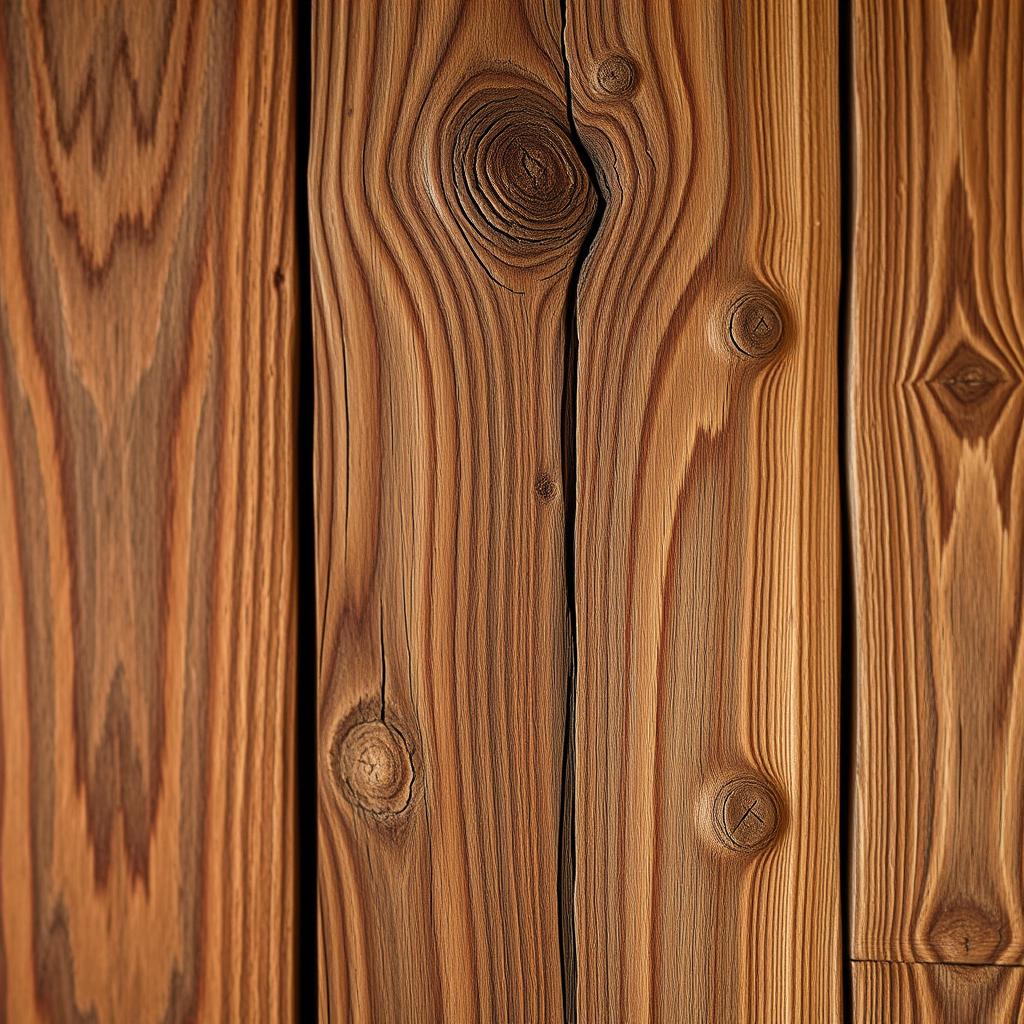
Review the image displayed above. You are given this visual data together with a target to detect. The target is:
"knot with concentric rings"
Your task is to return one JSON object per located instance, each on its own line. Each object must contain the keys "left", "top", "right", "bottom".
{"left": 334, "top": 719, "right": 415, "bottom": 817}
{"left": 444, "top": 85, "right": 596, "bottom": 284}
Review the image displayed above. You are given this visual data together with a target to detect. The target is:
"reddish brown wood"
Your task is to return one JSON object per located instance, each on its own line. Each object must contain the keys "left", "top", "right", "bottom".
{"left": 0, "top": 3, "right": 297, "bottom": 1019}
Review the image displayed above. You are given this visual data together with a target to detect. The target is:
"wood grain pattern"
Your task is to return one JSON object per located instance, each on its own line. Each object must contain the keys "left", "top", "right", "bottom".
{"left": 310, "top": 1, "right": 590, "bottom": 1019}
{"left": 850, "top": 0, "right": 1024, "bottom": 964}
{"left": 565, "top": 1, "right": 842, "bottom": 1019}
{"left": 853, "top": 962, "right": 1024, "bottom": 1021}
{"left": 0, "top": 2, "right": 297, "bottom": 1020}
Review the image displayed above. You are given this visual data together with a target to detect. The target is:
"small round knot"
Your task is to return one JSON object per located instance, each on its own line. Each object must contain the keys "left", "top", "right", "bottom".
{"left": 596, "top": 55, "right": 637, "bottom": 98}
{"left": 534, "top": 472, "right": 557, "bottom": 502}
{"left": 446, "top": 86, "right": 596, "bottom": 281}
{"left": 335, "top": 720, "right": 414, "bottom": 816}
{"left": 713, "top": 777, "right": 782, "bottom": 852}
{"left": 728, "top": 291, "right": 785, "bottom": 358}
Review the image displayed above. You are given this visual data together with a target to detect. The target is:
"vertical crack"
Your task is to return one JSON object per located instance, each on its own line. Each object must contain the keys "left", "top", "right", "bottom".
{"left": 293, "top": 0, "right": 318, "bottom": 1015}
{"left": 837, "top": 0, "right": 857, "bottom": 1017}
{"left": 379, "top": 609, "right": 387, "bottom": 721}
{"left": 556, "top": 3, "right": 605, "bottom": 1022}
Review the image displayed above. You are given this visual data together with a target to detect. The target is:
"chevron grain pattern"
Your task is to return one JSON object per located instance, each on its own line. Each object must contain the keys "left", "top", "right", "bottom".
{"left": 0, "top": 2, "right": 297, "bottom": 1020}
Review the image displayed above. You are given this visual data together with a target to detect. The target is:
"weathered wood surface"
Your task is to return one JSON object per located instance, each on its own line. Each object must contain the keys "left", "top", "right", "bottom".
{"left": 853, "top": 962, "right": 1024, "bottom": 1021}
{"left": 0, "top": 2, "right": 297, "bottom": 1020}
{"left": 313, "top": 0, "right": 843, "bottom": 1018}
{"left": 850, "top": 0, "right": 1024, "bottom": 965}
{"left": 564, "top": 1, "right": 843, "bottom": 1019}
{"left": 310, "top": 0, "right": 588, "bottom": 1019}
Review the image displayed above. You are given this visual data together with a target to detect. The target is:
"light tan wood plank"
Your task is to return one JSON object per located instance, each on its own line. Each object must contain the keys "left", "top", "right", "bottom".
{"left": 564, "top": 1, "right": 842, "bottom": 1019}
{"left": 310, "top": 0, "right": 592, "bottom": 1018}
{"left": 0, "top": 2, "right": 297, "bottom": 1021}
{"left": 854, "top": 961, "right": 1024, "bottom": 1021}
{"left": 850, "top": 0, "right": 1024, "bottom": 964}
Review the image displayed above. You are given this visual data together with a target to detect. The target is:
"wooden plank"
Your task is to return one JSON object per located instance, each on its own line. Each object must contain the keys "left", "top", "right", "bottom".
{"left": 853, "top": 962, "right": 1024, "bottom": 1021}
{"left": 0, "top": 3, "right": 296, "bottom": 1020}
{"left": 564, "top": 2, "right": 841, "bottom": 1019}
{"left": 310, "top": 1, "right": 592, "bottom": 1018}
{"left": 850, "top": 0, "right": 1024, "bottom": 963}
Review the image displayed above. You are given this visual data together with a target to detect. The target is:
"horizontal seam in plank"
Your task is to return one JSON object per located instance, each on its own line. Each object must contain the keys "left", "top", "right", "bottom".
{"left": 850, "top": 959, "right": 1024, "bottom": 970}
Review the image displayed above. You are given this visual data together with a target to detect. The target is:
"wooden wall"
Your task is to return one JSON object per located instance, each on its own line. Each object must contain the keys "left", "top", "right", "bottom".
{"left": 2, "top": 0, "right": 1022, "bottom": 1021}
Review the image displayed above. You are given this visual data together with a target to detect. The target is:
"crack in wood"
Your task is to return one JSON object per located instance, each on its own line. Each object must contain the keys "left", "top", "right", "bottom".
{"left": 556, "top": 5, "right": 605, "bottom": 1021}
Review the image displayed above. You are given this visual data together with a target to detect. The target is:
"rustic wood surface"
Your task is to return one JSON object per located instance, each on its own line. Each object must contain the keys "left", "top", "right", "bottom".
{"left": 850, "top": 0, "right": 1024, "bottom": 966}
{"left": 9, "top": 0, "right": 1022, "bottom": 1016}
{"left": 0, "top": 2, "right": 297, "bottom": 1020}
{"left": 853, "top": 962, "right": 1024, "bottom": 1021}
{"left": 310, "top": 0, "right": 589, "bottom": 1019}
{"left": 563, "top": 1, "right": 842, "bottom": 1020}
{"left": 313, "top": 0, "right": 843, "bottom": 1018}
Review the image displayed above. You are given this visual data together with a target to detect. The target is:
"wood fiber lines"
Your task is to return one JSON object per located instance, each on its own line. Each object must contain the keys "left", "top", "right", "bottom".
{"left": 313, "top": 0, "right": 842, "bottom": 1020}
{"left": 0, "top": 2, "right": 297, "bottom": 1020}
{"left": 311, "top": 1, "right": 591, "bottom": 1019}
{"left": 850, "top": 0, "right": 1024, "bottom": 975}
{"left": 853, "top": 962, "right": 1024, "bottom": 1021}
{"left": 13, "top": 0, "right": 1023, "bottom": 1019}
{"left": 565, "top": 2, "right": 842, "bottom": 1019}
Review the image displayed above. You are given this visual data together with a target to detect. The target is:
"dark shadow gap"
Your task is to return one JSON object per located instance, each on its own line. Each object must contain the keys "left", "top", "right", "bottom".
{"left": 293, "top": 0, "right": 318, "bottom": 1018}
{"left": 837, "top": 0, "right": 858, "bottom": 1018}
{"left": 557, "top": 5, "right": 606, "bottom": 1022}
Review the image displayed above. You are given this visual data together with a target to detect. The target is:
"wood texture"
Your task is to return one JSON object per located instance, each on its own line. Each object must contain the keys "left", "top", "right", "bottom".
{"left": 850, "top": 0, "right": 1024, "bottom": 964}
{"left": 853, "top": 962, "right": 1024, "bottom": 1021}
{"left": 0, "top": 2, "right": 297, "bottom": 1020}
{"left": 310, "top": 1, "right": 589, "bottom": 1019}
{"left": 565, "top": 2, "right": 842, "bottom": 1019}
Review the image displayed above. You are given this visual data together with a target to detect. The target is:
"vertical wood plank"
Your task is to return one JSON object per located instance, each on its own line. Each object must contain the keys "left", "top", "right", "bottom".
{"left": 853, "top": 962, "right": 1024, "bottom": 1021}
{"left": 310, "top": 1, "right": 591, "bottom": 1018}
{"left": 851, "top": 0, "right": 1024, "bottom": 964}
{"left": 0, "top": 2, "right": 296, "bottom": 1020}
{"left": 565, "top": 2, "right": 842, "bottom": 1019}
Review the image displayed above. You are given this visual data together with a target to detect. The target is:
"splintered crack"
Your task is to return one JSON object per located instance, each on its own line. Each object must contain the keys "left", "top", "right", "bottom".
{"left": 556, "top": 4, "right": 605, "bottom": 1023}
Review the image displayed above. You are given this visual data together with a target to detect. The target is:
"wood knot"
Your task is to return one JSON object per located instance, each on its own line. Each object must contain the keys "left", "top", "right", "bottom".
{"left": 334, "top": 720, "right": 415, "bottom": 817}
{"left": 942, "top": 359, "right": 1000, "bottom": 405}
{"left": 936, "top": 341, "right": 1005, "bottom": 408}
{"left": 596, "top": 55, "right": 637, "bottom": 97}
{"left": 446, "top": 86, "right": 596, "bottom": 282}
{"left": 924, "top": 341, "right": 1016, "bottom": 441}
{"left": 534, "top": 472, "right": 557, "bottom": 502}
{"left": 728, "top": 291, "right": 785, "bottom": 358}
{"left": 713, "top": 777, "right": 782, "bottom": 852}
{"left": 926, "top": 902, "right": 1005, "bottom": 963}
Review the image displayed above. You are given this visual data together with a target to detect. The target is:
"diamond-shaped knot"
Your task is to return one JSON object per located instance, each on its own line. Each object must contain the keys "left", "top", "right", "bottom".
{"left": 926, "top": 341, "right": 1017, "bottom": 440}
{"left": 938, "top": 345, "right": 1003, "bottom": 405}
